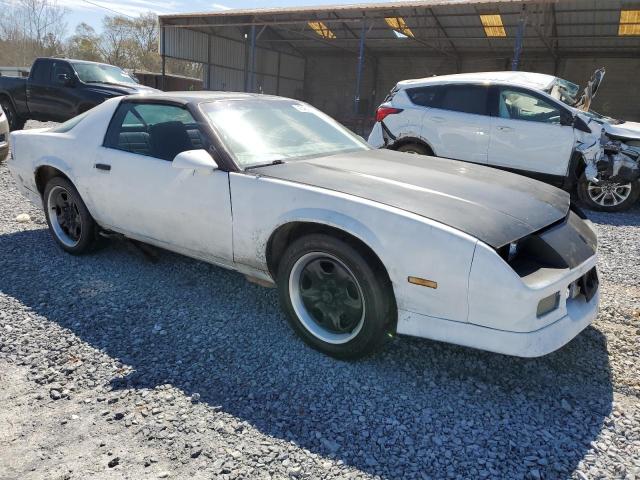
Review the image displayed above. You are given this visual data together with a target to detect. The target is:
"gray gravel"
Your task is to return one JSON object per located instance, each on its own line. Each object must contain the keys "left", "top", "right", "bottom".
{"left": 0, "top": 121, "right": 639, "bottom": 480}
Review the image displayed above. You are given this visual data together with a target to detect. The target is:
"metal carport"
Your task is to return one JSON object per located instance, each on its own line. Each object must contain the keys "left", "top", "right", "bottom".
{"left": 159, "top": 0, "right": 640, "bottom": 129}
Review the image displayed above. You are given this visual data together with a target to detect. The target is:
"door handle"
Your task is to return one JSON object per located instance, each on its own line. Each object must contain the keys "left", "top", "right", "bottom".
{"left": 94, "top": 163, "right": 111, "bottom": 171}
{"left": 430, "top": 116, "right": 446, "bottom": 123}
{"left": 496, "top": 126, "right": 513, "bottom": 132}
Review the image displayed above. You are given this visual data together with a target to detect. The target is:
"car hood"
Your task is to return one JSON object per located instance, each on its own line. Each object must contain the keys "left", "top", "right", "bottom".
{"left": 603, "top": 121, "right": 640, "bottom": 141}
{"left": 252, "top": 149, "right": 570, "bottom": 248}
{"left": 84, "top": 82, "right": 159, "bottom": 96}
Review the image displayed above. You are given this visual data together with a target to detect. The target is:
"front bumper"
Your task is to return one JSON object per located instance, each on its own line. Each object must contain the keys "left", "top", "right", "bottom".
{"left": 397, "top": 282, "right": 599, "bottom": 357}
{"left": 367, "top": 122, "right": 385, "bottom": 148}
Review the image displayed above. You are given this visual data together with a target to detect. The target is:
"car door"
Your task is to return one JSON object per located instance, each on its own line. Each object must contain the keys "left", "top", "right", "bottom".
{"left": 88, "top": 100, "right": 234, "bottom": 265}
{"left": 48, "top": 61, "right": 79, "bottom": 121}
{"left": 420, "top": 83, "right": 491, "bottom": 164}
{"left": 488, "top": 86, "right": 576, "bottom": 178}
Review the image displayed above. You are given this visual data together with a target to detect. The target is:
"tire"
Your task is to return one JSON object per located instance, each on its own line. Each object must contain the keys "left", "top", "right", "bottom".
{"left": 277, "top": 233, "right": 395, "bottom": 359}
{"left": 577, "top": 174, "right": 640, "bottom": 212}
{"left": 396, "top": 143, "right": 432, "bottom": 156}
{"left": 0, "top": 97, "right": 25, "bottom": 131}
{"left": 43, "top": 177, "right": 100, "bottom": 254}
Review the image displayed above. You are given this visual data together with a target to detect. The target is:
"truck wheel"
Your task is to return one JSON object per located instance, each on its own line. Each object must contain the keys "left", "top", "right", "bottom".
{"left": 277, "top": 233, "right": 394, "bottom": 359}
{"left": 0, "top": 97, "right": 25, "bottom": 131}
{"left": 577, "top": 174, "right": 640, "bottom": 212}
{"left": 397, "top": 143, "right": 433, "bottom": 156}
{"left": 43, "top": 177, "right": 100, "bottom": 254}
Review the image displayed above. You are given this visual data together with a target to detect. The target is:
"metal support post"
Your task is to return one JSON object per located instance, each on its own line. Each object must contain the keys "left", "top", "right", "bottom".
{"left": 511, "top": 6, "right": 527, "bottom": 71}
{"left": 354, "top": 20, "right": 366, "bottom": 114}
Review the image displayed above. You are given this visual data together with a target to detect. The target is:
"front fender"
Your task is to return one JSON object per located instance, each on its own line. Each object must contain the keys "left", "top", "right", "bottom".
{"left": 230, "top": 172, "right": 477, "bottom": 323}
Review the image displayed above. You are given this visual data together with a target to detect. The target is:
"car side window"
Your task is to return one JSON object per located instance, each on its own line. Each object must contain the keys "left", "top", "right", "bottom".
{"left": 52, "top": 62, "right": 73, "bottom": 84}
{"left": 438, "top": 84, "right": 489, "bottom": 115}
{"left": 406, "top": 86, "right": 443, "bottom": 107}
{"left": 104, "top": 103, "right": 204, "bottom": 161}
{"left": 498, "top": 88, "right": 562, "bottom": 124}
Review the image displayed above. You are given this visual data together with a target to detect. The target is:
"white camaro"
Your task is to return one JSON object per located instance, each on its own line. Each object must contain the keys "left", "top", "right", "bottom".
{"left": 8, "top": 92, "right": 599, "bottom": 359}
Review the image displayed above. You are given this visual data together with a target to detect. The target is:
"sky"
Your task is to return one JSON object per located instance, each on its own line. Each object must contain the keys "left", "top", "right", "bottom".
{"left": 59, "top": 0, "right": 392, "bottom": 32}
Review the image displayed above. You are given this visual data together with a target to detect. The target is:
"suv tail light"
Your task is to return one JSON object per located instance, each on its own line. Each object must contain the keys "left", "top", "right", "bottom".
{"left": 375, "top": 106, "right": 403, "bottom": 123}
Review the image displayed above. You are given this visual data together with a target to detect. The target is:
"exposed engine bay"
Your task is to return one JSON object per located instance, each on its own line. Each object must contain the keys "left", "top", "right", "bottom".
{"left": 577, "top": 129, "right": 640, "bottom": 185}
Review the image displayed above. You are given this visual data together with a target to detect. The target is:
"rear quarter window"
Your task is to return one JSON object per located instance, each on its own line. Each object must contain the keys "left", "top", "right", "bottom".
{"left": 406, "top": 86, "right": 443, "bottom": 107}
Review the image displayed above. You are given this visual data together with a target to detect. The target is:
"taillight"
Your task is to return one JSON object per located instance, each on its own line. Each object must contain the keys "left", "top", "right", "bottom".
{"left": 375, "top": 106, "right": 403, "bottom": 123}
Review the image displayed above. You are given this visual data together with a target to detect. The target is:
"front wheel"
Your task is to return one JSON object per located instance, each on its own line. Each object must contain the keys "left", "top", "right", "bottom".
{"left": 43, "top": 177, "right": 100, "bottom": 254}
{"left": 577, "top": 174, "right": 640, "bottom": 212}
{"left": 277, "top": 234, "right": 394, "bottom": 359}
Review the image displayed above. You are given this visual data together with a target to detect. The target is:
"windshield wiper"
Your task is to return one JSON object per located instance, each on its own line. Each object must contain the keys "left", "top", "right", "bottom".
{"left": 245, "top": 159, "right": 285, "bottom": 170}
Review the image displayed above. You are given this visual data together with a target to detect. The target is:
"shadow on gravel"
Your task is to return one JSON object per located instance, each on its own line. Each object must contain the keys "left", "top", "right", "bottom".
{"left": 586, "top": 203, "right": 640, "bottom": 227}
{"left": 0, "top": 229, "right": 613, "bottom": 479}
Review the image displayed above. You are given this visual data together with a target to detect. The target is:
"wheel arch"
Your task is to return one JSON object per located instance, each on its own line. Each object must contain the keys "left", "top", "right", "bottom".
{"left": 391, "top": 136, "right": 435, "bottom": 155}
{"left": 265, "top": 220, "right": 397, "bottom": 327}
{"left": 34, "top": 165, "right": 73, "bottom": 196}
{"left": 566, "top": 150, "right": 586, "bottom": 191}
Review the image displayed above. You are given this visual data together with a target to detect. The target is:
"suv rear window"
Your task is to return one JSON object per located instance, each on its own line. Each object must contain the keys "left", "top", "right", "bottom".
{"left": 406, "top": 86, "right": 443, "bottom": 107}
{"left": 439, "top": 84, "right": 489, "bottom": 115}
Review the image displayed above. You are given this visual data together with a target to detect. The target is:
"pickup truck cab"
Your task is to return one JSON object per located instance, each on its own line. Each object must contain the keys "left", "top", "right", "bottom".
{"left": 0, "top": 58, "right": 158, "bottom": 130}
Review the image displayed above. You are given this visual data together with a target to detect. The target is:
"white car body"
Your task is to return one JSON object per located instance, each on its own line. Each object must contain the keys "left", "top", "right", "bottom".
{"left": 369, "top": 70, "right": 640, "bottom": 207}
{"left": 8, "top": 93, "right": 599, "bottom": 357}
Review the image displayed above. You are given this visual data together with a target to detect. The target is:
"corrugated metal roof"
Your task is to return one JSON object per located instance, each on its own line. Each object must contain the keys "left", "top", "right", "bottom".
{"left": 159, "top": 0, "right": 640, "bottom": 57}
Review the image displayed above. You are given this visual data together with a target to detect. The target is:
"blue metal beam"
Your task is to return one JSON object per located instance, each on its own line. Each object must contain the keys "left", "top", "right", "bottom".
{"left": 511, "top": 7, "right": 526, "bottom": 71}
{"left": 354, "top": 20, "right": 366, "bottom": 114}
{"left": 250, "top": 24, "right": 257, "bottom": 92}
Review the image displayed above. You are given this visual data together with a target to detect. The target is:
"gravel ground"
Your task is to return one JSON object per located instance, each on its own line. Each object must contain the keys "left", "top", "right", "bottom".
{"left": 0, "top": 121, "right": 639, "bottom": 480}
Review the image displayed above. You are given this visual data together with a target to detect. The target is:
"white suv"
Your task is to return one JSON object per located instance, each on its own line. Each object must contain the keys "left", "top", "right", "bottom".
{"left": 368, "top": 70, "right": 640, "bottom": 212}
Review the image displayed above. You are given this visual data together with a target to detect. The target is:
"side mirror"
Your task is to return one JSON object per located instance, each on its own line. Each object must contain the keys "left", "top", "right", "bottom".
{"left": 172, "top": 149, "right": 218, "bottom": 174}
{"left": 57, "top": 73, "right": 75, "bottom": 87}
{"left": 560, "top": 110, "right": 574, "bottom": 127}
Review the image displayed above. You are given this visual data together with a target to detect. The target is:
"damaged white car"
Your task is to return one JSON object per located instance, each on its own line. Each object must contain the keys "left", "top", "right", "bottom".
{"left": 8, "top": 93, "right": 599, "bottom": 359}
{"left": 369, "top": 68, "right": 640, "bottom": 212}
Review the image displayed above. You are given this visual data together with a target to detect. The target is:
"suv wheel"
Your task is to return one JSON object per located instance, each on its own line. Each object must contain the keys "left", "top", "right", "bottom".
{"left": 577, "top": 174, "right": 640, "bottom": 212}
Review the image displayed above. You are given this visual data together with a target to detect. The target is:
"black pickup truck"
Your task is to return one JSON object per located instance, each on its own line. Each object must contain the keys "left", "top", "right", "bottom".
{"left": 0, "top": 57, "right": 158, "bottom": 130}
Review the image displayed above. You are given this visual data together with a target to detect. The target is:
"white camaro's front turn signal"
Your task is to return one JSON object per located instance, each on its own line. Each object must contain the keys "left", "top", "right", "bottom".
{"left": 408, "top": 276, "right": 438, "bottom": 289}
{"left": 536, "top": 292, "right": 560, "bottom": 318}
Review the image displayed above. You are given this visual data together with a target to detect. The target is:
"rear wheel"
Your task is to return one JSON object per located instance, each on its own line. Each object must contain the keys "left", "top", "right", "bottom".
{"left": 43, "top": 177, "right": 100, "bottom": 254}
{"left": 277, "top": 234, "right": 394, "bottom": 359}
{"left": 396, "top": 143, "right": 432, "bottom": 156}
{"left": 577, "top": 174, "right": 640, "bottom": 212}
{"left": 0, "top": 97, "right": 25, "bottom": 131}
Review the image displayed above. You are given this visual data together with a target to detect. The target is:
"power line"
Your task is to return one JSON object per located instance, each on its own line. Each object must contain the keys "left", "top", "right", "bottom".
{"left": 80, "top": 0, "right": 136, "bottom": 19}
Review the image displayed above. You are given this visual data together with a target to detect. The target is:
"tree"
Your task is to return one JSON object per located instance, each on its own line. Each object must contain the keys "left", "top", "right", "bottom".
{"left": 0, "top": 0, "right": 67, "bottom": 65}
{"left": 66, "top": 23, "right": 102, "bottom": 62}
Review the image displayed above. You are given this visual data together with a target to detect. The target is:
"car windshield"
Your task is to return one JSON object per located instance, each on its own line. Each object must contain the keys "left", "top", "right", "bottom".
{"left": 547, "top": 77, "right": 581, "bottom": 106}
{"left": 71, "top": 62, "right": 137, "bottom": 85}
{"left": 547, "top": 76, "right": 624, "bottom": 125}
{"left": 201, "top": 99, "right": 369, "bottom": 168}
